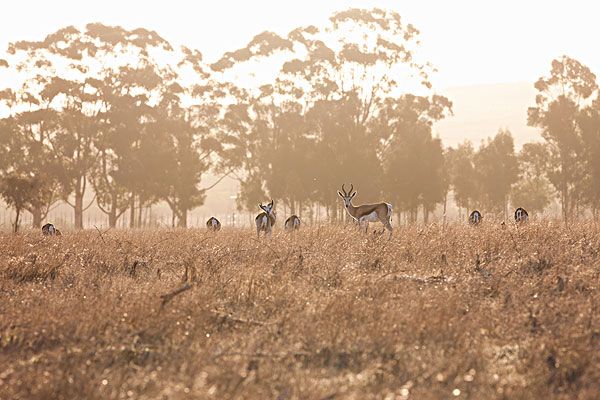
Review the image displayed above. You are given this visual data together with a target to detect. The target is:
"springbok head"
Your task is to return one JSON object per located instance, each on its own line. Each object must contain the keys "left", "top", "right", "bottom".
{"left": 259, "top": 199, "right": 275, "bottom": 216}
{"left": 337, "top": 183, "right": 356, "bottom": 208}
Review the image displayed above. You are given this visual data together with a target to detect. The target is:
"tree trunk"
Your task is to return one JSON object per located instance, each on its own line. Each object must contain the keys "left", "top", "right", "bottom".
{"left": 129, "top": 193, "right": 136, "bottom": 229}
{"left": 74, "top": 190, "right": 84, "bottom": 230}
{"left": 178, "top": 209, "right": 188, "bottom": 228}
{"left": 137, "top": 198, "right": 143, "bottom": 228}
{"left": 13, "top": 207, "right": 21, "bottom": 234}
{"left": 108, "top": 207, "right": 117, "bottom": 228}
{"left": 443, "top": 193, "right": 448, "bottom": 225}
{"left": 31, "top": 206, "right": 42, "bottom": 228}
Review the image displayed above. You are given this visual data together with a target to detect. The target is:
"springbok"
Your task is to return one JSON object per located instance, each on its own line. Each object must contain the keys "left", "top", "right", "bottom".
{"left": 255, "top": 200, "right": 276, "bottom": 237}
{"left": 337, "top": 184, "right": 393, "bottom": 238}
{"left": 284, "top": 215, "right": 301, "bottom": 231}
{"left": 469, "top": 210, "right": 482, "bottom": 226}
{"left": 514, "top": 207, "right": 529, "bottom": 224}
{"left": 206, "top": 217, "right": 221, "bottom": 231}
{"left": 42, "top": 223, "right": 61, "bottom": 236}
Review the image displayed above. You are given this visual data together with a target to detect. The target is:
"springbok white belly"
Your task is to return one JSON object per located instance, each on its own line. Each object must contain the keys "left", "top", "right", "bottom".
{"left": 359, "top": 211, "right": 380, "bottom": 223}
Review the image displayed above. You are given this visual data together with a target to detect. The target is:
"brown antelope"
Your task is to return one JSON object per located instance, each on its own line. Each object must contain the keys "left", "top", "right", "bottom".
{"left": 42, "top": 223, "right": 61, "bottom": 236}
{"left": 284, "top": 215, "right": 301, "bottom": 231}
{"left": 206, "top": 217, "right": 221, "bottom": 231}
{"left": 337, "top": 184, "right": 393, "bottom": 238}
{"left": 255, "top": 200, "right": 276, "bottom": 237}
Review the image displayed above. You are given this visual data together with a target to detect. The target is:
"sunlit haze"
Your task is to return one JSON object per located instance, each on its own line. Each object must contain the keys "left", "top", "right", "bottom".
{"left": 2, "top": 0, "right": 599, "bottom": 88}
{"left": 1, "top": 0, "right": 600, "bottom": 228}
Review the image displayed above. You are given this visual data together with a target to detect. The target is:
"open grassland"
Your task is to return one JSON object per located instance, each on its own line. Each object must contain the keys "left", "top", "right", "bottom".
{"left": 0, "top": 222, "right": 599, "bottom": 400}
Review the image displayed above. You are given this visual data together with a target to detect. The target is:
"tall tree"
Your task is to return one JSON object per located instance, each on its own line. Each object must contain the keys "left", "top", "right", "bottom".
{"left": 446, "top": 141, "right": 478, "bottom": 216}
{"left": 0, "top": 173, "right": 46, "bottom": 233}
{"left": 511, "top": 142, "right": 554, "bottom": 215}
{"left": 474, "top": 129, "right": 519, "bottom": 217}
{"left": 0, "top": 74, "right": 61, "bottom": 227}
{"left": 578, "top": 96, "right": 600, "bottom": 215}
{"left": 528, "top": 56, "right": 598, "bottom": 221}
{"left": 376, "top": 94, "right": 452, "bottom": 222}
{"left": 214, "top": 8, "right": 444, "bottom": 217}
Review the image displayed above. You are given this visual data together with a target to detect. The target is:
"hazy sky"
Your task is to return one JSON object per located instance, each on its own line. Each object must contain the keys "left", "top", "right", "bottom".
{"left": 1, "top": 0, "right": 599, "bottom": 88}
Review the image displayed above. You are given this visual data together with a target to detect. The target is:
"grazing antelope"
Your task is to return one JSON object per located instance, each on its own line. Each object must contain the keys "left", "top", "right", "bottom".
{"left": 285, "top": 215, "right": 301, "bottom": 231}
{"left": 514, "top": 207, "right": 529, "bottom": 224}
{"left": 469, "top": 210, "right": 482, "bottom": 226}
{"left": 42, "top": 223, "right": 61, "bottom": 236}
{"left": 206, "top": 217, "right": 221, "bottom": 231}
{"left": 255, "top": 200, "right": 276, "bottom": 237}
{"left": 337, "top": 184, "right": 393, "bottom": 239}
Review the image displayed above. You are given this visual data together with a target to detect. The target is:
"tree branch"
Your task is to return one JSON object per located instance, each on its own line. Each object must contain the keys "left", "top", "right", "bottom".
{"left": 200, "top": 170, "right": 233, "bottom": 192}
{"left": 83, "top": 194, "right": 97, "bottom": 212}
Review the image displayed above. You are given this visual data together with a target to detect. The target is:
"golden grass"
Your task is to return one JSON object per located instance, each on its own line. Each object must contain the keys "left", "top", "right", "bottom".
{"left": 0, "top": 222, "right": 599, "bottom": 399}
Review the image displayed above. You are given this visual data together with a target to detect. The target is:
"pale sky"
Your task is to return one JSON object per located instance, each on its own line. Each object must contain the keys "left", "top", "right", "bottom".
{"left": 1, "top": 0, "right": 599, "bottom": 89}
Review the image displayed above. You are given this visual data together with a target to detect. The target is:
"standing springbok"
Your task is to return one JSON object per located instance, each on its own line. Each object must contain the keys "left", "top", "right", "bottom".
{"left": 206, "top": 217, "right": 221, "bottom": 231}
{"left": 337, "top": 184, "right": 393, "bottom": 238}
{"left": 42, "top": 223, "right": 61, "bottom": 236}
{"left": 255, "top": 200, "right": 276, "bottom": 237}
{"left": 469, "top": 210, "right": 482, "bottom": 226}
{"left": 285, "top": 215, "right": 301, "bottom": 231}
{"left": 514, "top": 207, "right": 529, "bottom": 224}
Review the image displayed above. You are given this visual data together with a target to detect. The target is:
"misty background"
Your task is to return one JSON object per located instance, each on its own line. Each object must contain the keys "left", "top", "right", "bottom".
{"left": 0, "top": 3, "right": 599, "bottom": 231}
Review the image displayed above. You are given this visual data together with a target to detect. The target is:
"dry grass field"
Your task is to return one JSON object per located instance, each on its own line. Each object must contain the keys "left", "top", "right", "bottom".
{"left": 0, "top": 222, "right": 599, "bottom": 399}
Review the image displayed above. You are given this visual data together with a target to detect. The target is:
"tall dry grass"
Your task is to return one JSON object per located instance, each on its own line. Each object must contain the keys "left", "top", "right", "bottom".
{"left": 0, "top": 222, "right": 598, "bottom": 399}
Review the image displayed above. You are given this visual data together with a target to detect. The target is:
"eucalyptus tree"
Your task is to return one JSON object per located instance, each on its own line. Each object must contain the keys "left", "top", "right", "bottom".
{"left": 6, "top": 26, "right": 109, "bottom": 228}
{"left": 0, "top": 61, "right": 62, "bottom": 227}
{"left": 577, "top": 96, "right": 600, "bottom": 215}
{"left": 445, "top": 142, "right": 478, "bottom": 217}
{"left": 156, "top": 49, "right": 227, "bottom": 228}
{"left": 510, "top": 142, "right": 554, "bottom": 216}
{"left": 376, "top": 94, "right": 452, "bottom": 222}
{"left": 528, "top": 56, "right": 598, "bottom": 221}
{"left": 473, "top": 129, "right": 519, "bottom": 217}
{"left": 4, "top": 24, "right": 224, "bottom": 229}
{"left": 213, "top": 8, "right": 444, "bottom": 216}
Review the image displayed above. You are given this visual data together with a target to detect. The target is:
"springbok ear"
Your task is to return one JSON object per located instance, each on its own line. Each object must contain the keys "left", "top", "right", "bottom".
{"left": 351, "top": 191, "right": 357, "bottom": 198}
{"left": 337, "top": 191, "right": 344, "bottom": 198}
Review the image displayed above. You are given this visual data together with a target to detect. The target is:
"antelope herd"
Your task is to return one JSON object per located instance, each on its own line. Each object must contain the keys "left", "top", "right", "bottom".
{"left": 38, "top": 184, "right": 531, "bottom": 236}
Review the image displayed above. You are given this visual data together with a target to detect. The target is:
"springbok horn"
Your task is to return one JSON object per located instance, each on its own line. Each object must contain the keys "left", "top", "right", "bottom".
{"left": 349, "top": 183, "right": 354, "bottom": 194}
{"left": 342, "top": 184, "right": 347, "bottom": 196}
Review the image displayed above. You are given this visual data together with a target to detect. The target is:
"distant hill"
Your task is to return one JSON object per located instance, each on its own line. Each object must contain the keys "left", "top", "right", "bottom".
{"left": 433, "top": 81, "right": 542, "bottom": 148}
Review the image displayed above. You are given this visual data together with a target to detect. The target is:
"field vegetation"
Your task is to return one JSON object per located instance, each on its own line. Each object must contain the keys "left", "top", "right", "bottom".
{"left": 1, "top": 222, "right": 598, "bottom": 399}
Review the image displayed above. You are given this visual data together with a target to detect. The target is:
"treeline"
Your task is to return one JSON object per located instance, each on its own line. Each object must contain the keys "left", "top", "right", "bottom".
{"left": 0, "top": 9, "right": 599, "bottom": 232}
